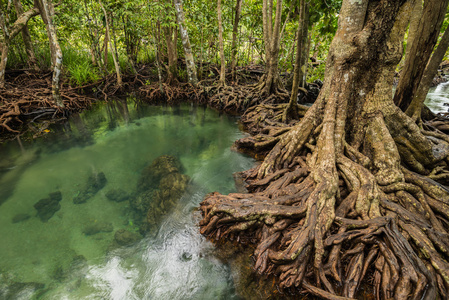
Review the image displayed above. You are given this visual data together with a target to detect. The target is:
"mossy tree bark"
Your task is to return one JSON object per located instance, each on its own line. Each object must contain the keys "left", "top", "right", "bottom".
{"left": 200, "top": 0, "right": 449, "bottom": 298}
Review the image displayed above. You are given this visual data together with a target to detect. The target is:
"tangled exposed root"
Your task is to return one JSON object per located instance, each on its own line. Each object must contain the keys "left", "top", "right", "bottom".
{"left": 0, "top": 74, "right": 95, "bottom": 139}
{"left": 199, "top": 101, "right": 449, "bottom": 299}
{"left": 138, "top": 82, "right": 208, "bottom": 105}
{"left": 207, "top": 81, "right": 291, "bottom": 114}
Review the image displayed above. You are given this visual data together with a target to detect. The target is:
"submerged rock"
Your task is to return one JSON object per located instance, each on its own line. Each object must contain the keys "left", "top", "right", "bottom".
{"left": 73, "top": 172, "right": 107, "bottom": 204}
{"left": 114, "top": 229, "right": 142, "bottom": 246}
{"left": 132, "top": 155, "right": 190, "bottom": 234}
{"left": 34, "top": 191, "right": 63, "bottom": 222}
{"left": 82, "top": 221, "right": 113, "bottom": 235}
{"left": 12, "top": 213, "right": 31, "bottom": 224}
{"left": 129, "top": 190, "right": 152, "bottom": 213}
{"left": 48, "top": 191, "right": 62, "bottom": 202}
{"left": 106, "top": 189, "right": 129, "bottom": 202}
{"left": 137, "top": 155, "right": 183, "bottom": 192}
{"left": 0, "top": 281, "right": 46, "bottom": 300}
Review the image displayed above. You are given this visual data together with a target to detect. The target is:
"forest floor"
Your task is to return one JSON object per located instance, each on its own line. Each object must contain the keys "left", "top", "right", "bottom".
{"left": 1, "top": 61, "right": 448, "bottom": 143}
{"left": 0, "top": 63, "right": 273, "bottom": 141}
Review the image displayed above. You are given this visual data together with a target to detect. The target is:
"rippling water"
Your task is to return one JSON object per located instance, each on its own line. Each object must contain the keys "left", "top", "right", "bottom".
{"left": 0, "top": 98, "right": 254, "bottom": 299}
{"left": 425, "top": 81, "right": 449, "bottom": 113}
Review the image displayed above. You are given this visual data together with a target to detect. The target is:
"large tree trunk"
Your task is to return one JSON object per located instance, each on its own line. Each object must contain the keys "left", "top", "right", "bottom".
{"left": 35, "top": 0, "right": 63, "bottom": 107}
{"left": 230, "top": 0, "right": 242, "bottom": 80}
{"left": 13, "top": 0, "right": 39, "bottom": 71}
{"left": 217, "top": 0, "right": 226, "bottom": 84}
{"left": 200, "top": 0, "right": 449, "bottom": 299}
{"left": 173, "top": 0, "right": 198, "bottom": 85}
{"left": 406, "top": 25, "right": 449, "bottom": 121}
{"left": 393, "top": 0, "right": 449, "bottom": 111}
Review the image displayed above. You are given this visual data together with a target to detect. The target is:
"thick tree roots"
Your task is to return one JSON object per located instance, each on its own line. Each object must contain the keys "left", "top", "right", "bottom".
{"left": 199, "top": 102, "right": 449, "bottom": 299}
{"left": 139, "top": 82, "right": 208, "bottom": 105}
{"left": 0, "top": 75, "right": 94, "bottom": 139}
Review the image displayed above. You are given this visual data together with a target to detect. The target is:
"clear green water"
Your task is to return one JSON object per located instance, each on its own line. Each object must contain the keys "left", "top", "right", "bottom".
{"left": 0, "top": 98, "right": 254, "bottom": 299}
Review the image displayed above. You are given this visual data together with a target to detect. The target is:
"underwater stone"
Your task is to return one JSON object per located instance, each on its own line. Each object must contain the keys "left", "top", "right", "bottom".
{"left": 12, "top": 213, "right": 31, "bottom": 223}
{"left": 106, "top": 189, "right": 129, "bottom": 202}
{"left": 138, "top": 155, "right": 183, "bottom": 192}
{"left": 83, "top": 222, "right": 113, "bottom": 235}
{"left": 133, "top": 155, "right": 190, "bottom": 234}
{"left": 114, "top": 229, "right": 142, "bottom": 246}
{"left": 88, "top": 172, "right": 107, "bottom": 191}
{"left": 48, "top": 191, "right": 62, "bottom": 202}
{"left": 73, "top": 172, "right": 107, "bottom": 204}
{"left": 129, "top": 190, "right": 153, "bottom": 213}
{"left": 0, "top": 281, "right": 45, "bottom": 300}
{"left": 34, "top": 191, "right": 63, "bottom": 222}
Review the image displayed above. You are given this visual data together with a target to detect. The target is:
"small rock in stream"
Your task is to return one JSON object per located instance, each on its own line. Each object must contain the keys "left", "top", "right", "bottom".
{"left": 34, "top": 191, "right": 63, "bottom": 222}
{"left": 83, "top": 222, "right": 113, "bottom": 235}
{"left": 73, "top": 172, "right": 107, "bottom": 204}
{"left": 12, "top": 213, "right": 31, "bottom": 223}
{"left": 114, "top": 229, "right": 142, "bottom": 246}
{"left": 106, "top": 189, "right": 129, "bottom": 202}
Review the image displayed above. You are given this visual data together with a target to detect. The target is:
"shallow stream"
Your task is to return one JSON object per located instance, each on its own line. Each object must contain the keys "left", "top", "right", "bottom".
{"left": 1, "top": 80, "right": 448, "bottom": 300}
{"left": 0, "top": 99, "right": 254, "bottom": 299}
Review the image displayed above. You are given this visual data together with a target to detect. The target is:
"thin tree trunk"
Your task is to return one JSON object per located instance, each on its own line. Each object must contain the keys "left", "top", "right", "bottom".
{"left": 164, "top": 26, "right": 178, "bottom": 83}
{"left": 406, "top": 26, "right": 449, "bottom": 121}
{"left": 0, "top": 11, "right": 9, "bottom": 89}
{"left": 35, "top": 0, "right": 63, "bottom": 107}
{"left": 0, "top": 41, "right": 9, "bottom": 88}
{"left": 217, "top": 0, "right": 225, "bottom": 84}
{"left": 13, "top": 0, "right": 39, "bottom": 71}
{"left": 393, "top": 0, "right": 449, "bottom": 111}
{"left": 103, "top": 24, "right": 109, "bottom": 73}
{"left": 230, "top": 0, "right": 242, "bottom": 79}
{"left": 283, "top": 0, "right": 305, "bottom": 121}
{"left": 0, "top": 5, "right": 40, "bottom": 88}
{"left": 288, "top": 0, "right": 305, "bottom": 106}
{"left": 259, "top": 0, "right": 285, "bottom": 96}
{"left": 298, "top": 3, "right": 309, "bottom": 88}
{"left": 173, "top": 0, "right": 198, "bottom": 85}
{"left": 99, "top": 0, "right": 122, "bottom": 87}
{"left": 83, "top": 0, "right": 103, "bottom": 70}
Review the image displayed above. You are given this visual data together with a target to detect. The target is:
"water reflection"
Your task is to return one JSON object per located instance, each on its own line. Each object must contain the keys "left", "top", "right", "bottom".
{"left": 0, "top": 98, "right": 253, "bottom": 299}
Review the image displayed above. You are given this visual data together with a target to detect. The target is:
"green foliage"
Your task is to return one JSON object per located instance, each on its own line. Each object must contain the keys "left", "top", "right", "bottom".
{"left": 63, "top": 47, "right": 100, "bottom": 86}
{"left": 307, "top": 62, "right": 326, "bottom": 83}
{"left": 1, "top": 0, "right": 344, "bottom": 85}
